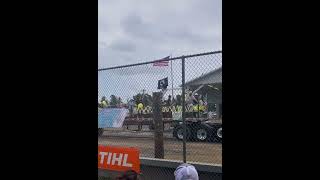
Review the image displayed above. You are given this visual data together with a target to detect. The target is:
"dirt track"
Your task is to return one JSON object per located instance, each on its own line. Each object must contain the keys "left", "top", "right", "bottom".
{"left": 98, "top": 135, "right": 222, "bottom": 165}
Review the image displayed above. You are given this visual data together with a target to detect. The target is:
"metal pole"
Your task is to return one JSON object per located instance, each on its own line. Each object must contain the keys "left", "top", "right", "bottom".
{"left": 171, "top": 60, "right": 174, "bottom": 99}
{"left": 181, "top": 57, "right": 187, "bottom": 163}
{"left": 198, "top": 98, "right": 200, "bottom": 118}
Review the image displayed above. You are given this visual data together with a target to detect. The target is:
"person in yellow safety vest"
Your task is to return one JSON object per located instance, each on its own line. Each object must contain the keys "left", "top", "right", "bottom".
{"left": 193, "top": 104, "right": 206, "bottom": 112}
{"left": 100, "top": 96, "right": 109, "bottom": 108}
{"left": 137, "top": 102, "right": 144, "bottom": 117}
{"left": 192, "top": 94, "right": 206, "bottom": 118}
{"left": 192, "top": 93, "right": 200, "bottom": 118}
{"left": 199, "top": 96, "right": 206, "bottom": 112}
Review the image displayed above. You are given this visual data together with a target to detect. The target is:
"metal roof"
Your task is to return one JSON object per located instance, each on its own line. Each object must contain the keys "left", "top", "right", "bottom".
{"left": 183, "top": 67, "right": 222, "bottom": 87}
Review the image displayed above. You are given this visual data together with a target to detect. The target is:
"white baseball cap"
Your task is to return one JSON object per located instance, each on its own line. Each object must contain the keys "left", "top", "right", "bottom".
{"left": 174, "top": 163, "right": 199, "bottom": 180}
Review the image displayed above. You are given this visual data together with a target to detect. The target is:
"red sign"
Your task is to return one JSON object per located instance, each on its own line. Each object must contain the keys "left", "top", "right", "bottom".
{"left": 98, "top": 145, "right": 140, "bottom": 173}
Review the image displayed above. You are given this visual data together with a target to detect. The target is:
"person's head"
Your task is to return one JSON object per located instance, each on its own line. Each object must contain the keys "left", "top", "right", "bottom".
{"left": 174, "top": 163, "right": 199, "bottom": 180}
{"left": 116, "top": 170, "right": 138, "bottom": 180}
{"left": 101, "top": 96, "right": 106, "bottom": 101}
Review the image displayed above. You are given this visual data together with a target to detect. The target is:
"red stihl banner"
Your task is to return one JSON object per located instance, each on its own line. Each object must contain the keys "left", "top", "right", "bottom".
{"left": 98, "top": 145, "right": 140, "bottom": 173}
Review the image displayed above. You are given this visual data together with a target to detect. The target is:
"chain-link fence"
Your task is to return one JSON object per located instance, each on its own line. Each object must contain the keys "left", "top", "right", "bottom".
{"left": 98, "top": 51, "right": 222, "bottom": 180}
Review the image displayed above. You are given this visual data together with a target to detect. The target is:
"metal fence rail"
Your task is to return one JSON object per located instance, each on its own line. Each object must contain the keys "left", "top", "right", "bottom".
{"left": 98, "top": 50, "right": 222, "bottom": 179}
{"left": 98, "top": 158, "right": 222, "bottom": 180}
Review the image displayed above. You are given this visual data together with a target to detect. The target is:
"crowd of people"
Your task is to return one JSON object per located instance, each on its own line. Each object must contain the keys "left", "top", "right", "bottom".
{"left": 99, "top": 90, "right": 208, "bottom": 118}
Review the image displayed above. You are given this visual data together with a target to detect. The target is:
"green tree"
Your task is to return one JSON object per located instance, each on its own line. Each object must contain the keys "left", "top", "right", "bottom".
{"left": 110, "top": 95, "right": 118, "bottom": 106}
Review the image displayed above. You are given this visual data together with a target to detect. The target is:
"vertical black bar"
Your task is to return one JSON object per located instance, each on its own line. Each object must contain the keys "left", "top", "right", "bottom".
{"left": 198, "top": 100, "right": 200, "bottom": 118}
{"left": 181, "top": 57, "right": 186, "bottom": 163}
{"left": 171, "top": 60, "right": 174, "bottom": 98}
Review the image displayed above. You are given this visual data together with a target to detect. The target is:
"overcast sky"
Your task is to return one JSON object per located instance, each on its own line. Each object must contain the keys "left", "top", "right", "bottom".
{"left": 98, "top": 0, "right": 222, "bottom": 68}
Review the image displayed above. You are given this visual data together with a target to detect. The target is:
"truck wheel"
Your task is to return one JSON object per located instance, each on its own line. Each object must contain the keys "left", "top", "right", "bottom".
{"left": 215, "top": 127, "right": 222, "bottom": 142}
{"left": 98, "top": 128, "right": 104, "bottom": 137}
{"left": 196, "top": 127, "right": 209, "bottom": 142}
{"left": 173, "top": 126, "right": 190, "bottom": 141}
{"left": 217, "top": 127, "right": 222, "bottom": 139}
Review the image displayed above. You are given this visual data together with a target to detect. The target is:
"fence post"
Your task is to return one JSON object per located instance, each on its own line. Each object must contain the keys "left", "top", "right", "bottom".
{"left": 153, "top": 92, "right": 164, "bottom": 159}
{"left": 181, "top": 56, "right": 187, "bottom": 163}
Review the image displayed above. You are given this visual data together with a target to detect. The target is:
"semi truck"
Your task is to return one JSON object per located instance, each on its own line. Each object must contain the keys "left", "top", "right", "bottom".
{"left": 124, "top": 106, "right": 222, "bottom": 142}
{"left": 172, "top": 118, "right": 222, "bottom": 142}
{"left": 99, "top": 105, "right": 222, "bottom": 143}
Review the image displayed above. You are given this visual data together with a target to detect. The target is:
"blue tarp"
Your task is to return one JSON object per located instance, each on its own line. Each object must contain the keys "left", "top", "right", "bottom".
{"left": 98, "top": 108, "right": 129, "bottom": 128}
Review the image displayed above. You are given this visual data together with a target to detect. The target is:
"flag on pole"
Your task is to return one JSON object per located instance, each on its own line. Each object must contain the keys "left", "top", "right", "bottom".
{"left": 153, "top": 56, "right": 170, "bottom": 67}
{"left": 158, "top": 77, "right": 168, "bottom": 90}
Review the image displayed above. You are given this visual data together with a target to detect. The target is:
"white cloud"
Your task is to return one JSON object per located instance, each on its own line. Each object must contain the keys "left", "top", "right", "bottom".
{"left": 98, "top": 0, "right": 222, "bottom": 68}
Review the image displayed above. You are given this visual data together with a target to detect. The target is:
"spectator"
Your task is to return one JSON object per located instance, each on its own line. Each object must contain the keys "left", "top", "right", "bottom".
{"left": 166, "top": 95, "right": 172, "bottom": 106}
{"left": 199, "top": 95, "right": 206, "bottom": 113}
{"left": 100, "top": 96, "right": 108, "bottom": 108}
{"left": 137, "top": 102, "right": 144, "bottom": 117}
{"left": 116, "top": 170, "right": 139, "bottom": 180}
{"left": 192, "top": 93, "right": 199, "bottom": 105}
{"left": 118, "top": 97, "right": 123, "bottom": 107}
{"left": 192, "top": 93, "right": 200, "bottom": 118}
{"left": 172, "top": 97, "right": 177, "bottom": 106}
{"left": 174, "top": 163, "right": 199, "bottom": 180}
{"left": 185, "top": 91, "right": 193, "bottom": 105}
{"left": 128, "top": 99, "right": 135, "bottom": 117}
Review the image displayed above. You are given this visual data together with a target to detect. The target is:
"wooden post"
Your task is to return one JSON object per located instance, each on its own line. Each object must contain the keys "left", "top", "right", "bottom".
{"left": 153, "top": 92, "right": 164, "bottom": 159}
